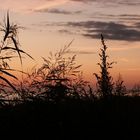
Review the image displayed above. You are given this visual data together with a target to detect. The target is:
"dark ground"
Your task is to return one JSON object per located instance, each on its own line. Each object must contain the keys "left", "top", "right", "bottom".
{"left": 0, "top": 96, "right": 140, "bottom": 139}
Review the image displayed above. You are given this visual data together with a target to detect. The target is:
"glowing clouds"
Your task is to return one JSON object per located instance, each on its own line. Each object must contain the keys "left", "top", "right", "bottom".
{"left": 34, "top": 0, "right": 68, "bottom": 11}
{"left": 0, "top": 0, "right": 68, "bottom": 12}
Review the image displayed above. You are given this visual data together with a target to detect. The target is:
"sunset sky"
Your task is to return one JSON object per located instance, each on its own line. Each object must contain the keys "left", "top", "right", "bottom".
{"left": 0, "top": 0, "right": 140, "bottom": 88}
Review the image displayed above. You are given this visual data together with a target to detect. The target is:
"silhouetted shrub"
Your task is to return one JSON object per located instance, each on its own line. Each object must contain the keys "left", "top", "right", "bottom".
{"left": 94, "top": 34, "right": 114, "bottom": 98}
{"left": 114, "top": 73, "right": 126, "bottom": 96}
{"left": 17, "top": 41, "right": 93, "bottom": 102}
{"left": 131, "top": 83, "right": 140, "bottom": 96}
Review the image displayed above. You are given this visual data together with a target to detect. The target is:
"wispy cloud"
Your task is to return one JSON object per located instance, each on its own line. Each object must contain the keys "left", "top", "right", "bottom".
{"left": 68, "top": 50, "right": 96, "bottom": 54}
{"left": 135, "top": 22, "right": 140, "bottom": 28}
{"left": 118, "top": 0, "right": 140, "bottom": 6}
{"left": 71, "top": 0, "right": 94, "bottom": 2}
{"left": 34, "top": 0, "right": 68, "bottom": 11}
{"left": 91, "top": 14, "right": 140, "bottom": 22}
{"left": 35, "top": 8, "right": 82, "bottom": 15}
{"left": 0, "top": 0, "right": 68, "bottom": 12}
{"left": 36, "top": 20, "right": 140, "bottom": 42}
{"left": 0, "top": 0, "right": 140, "bottom": 12}
{"left": 66, "top": 21, "right": 140, "bottom": 41}
{"left": 58, "top": 29, "right": 74, "bottom": 34}
{"left": 70, "top": 0, "right": 140, "bottom": 6}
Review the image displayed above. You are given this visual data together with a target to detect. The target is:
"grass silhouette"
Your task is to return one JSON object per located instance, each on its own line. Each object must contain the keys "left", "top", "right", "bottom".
{"left": 0, "top": 12, "right": 33, "bottom": 103}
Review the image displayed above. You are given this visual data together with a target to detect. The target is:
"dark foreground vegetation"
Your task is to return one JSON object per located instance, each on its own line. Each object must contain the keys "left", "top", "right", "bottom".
{"left": 1, "top": 96, "right": 140, "bottom": 139}
{"left": 0, "top": 13, "right": 140, "bottom": 139}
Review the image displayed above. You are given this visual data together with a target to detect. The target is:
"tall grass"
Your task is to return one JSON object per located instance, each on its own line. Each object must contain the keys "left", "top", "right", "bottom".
{"left": 0, "top": 12, "right": 33, "bottom": 97}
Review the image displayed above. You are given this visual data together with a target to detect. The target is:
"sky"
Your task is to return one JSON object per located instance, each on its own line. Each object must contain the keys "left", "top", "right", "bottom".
{"left": 0, "top": 0, "right": 140, "bottom": 88}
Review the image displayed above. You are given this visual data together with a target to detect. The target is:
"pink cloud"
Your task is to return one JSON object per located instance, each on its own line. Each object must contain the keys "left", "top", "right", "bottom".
{"left": 0, "top": 0, "right": 68, "bottom": 12}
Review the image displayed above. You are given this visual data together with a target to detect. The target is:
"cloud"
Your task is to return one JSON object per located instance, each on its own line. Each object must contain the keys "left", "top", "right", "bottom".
{"left": 70, "top": 0, "right": 140, "bottom": 6}
{"left": 71, "top": 0, "right": 94, "bottom": 2}
{"left": 66, "top": 21, "right": 140, "bottom": 41}
{"left": 67, "top": 50, "right": 96, "bottom": 54}
{"left": 58, "top": 29, "right": 74, "bottom": 35}
{"left": 0, "top": 0, "right": 139, "bottom": 13}
{"left": 118, "top": 0, "right": 140, "bottom": 6}
{"left": 91, "top": 14, "right": 140, "bottom": 22}
{"left": 0, "top": 0, "right": 68, "bottom": 12}
{"left": 35, "top": 8, "right": 82, "bottom": 15}
{"left": 135, "top": 22, "right": 140, "bottom": 28}
{"left": 34, "top": 0, "right": 68, "bottom": 11}
{"left": 117, "top": 15, "right": 140, "bottom": 21}
{"left": 40, "top": 20, "right": 140, "bottom": 41}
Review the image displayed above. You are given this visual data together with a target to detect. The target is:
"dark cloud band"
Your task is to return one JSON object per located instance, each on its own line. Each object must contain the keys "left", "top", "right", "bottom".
{"left": 66, "top": 21, "right": 140, "bottom": 41}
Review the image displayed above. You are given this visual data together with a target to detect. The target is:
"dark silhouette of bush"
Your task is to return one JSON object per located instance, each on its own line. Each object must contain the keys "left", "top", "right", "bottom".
{"left": 94, "top": 34, "right": 114, "bottom": 98}
{"left": 16, "top": 41, "right": 93, "bottom": 102}
{"left": 131, "top": 83, "right": 140, "bottom": 96}
{"left": 114, "top": 73, "right": 126, "bottom": 96}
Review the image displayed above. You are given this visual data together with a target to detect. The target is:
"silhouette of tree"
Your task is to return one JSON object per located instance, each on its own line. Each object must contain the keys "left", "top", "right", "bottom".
{"left": 114, "top": 73, "right": 126, "bottom": 96}
{"left": 94, "top": 34, "right": 114, "bottom": 97}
